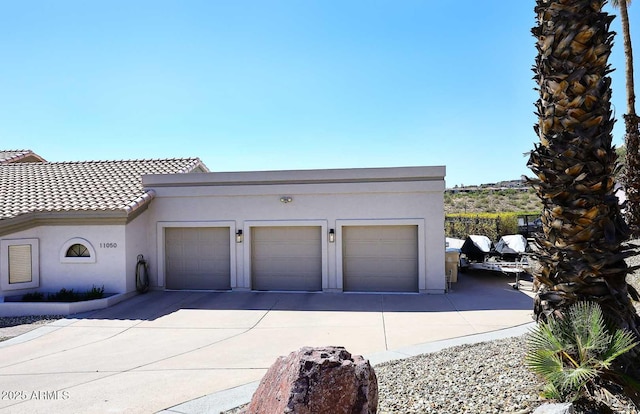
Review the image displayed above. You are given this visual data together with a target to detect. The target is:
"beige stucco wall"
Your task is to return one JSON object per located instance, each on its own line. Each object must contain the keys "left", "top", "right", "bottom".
{"left": 124, "top": 212, "right": 153, "bottom": 293}
{"left": 0, "top": 224, "right": 129, "bottom": 297}
{"left": 0, "top": 166, "right": 446, "bottom": 298}
{"left": 144, "top": 166, "right": 446, "bottom": 293}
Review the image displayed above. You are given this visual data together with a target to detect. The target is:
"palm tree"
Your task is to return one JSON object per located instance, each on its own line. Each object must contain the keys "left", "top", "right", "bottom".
{"left": 611, "top": 0, "right": 640, "bottom": 235}
{"left": 529, "top": 0, "right": 640, "bottom": 376}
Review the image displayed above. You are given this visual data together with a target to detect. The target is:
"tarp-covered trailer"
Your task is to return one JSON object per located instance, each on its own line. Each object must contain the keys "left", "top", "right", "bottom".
{"left": 459, "top": 234, "right": 530, "bottom": 289}
{"left": 495, "top": 234, "right": 529, "bottom": 260}
{"left": 445, "top": 237, "right": 465, "bottom": 251}
{"left": 460, "top": 235, "right": 492, "bottom": 262}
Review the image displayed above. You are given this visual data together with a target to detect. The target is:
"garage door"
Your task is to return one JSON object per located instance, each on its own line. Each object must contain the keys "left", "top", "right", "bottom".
{"left": 342, "top": 225, "right": 418, "bottom": 292}
{"left": 251, "top": 226, "right": 322, "bottom": 291}
{"left": 165, "top": 227, "right": 231, "bottom": 290}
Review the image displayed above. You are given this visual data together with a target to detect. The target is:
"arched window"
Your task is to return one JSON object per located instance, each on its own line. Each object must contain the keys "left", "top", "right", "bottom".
{"left": 66, "top": 243, "right": 90, "bottom": 258}
{"left": 60, "top": 238, "right": 96, "bottom": 263}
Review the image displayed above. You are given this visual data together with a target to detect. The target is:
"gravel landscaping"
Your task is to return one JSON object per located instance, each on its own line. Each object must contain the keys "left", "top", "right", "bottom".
{"left": 0, "top": 315, "right": 63, "bottom": 342}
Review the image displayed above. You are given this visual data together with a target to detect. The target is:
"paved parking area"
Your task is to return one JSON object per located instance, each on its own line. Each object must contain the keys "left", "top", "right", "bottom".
{"left": 0, "top": 272, "right": 534, "bottom": 414}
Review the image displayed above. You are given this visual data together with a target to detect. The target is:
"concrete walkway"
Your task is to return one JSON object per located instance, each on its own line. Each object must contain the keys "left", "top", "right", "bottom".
{"left": 0, "top": 272, "right": 535, "bottom": 414}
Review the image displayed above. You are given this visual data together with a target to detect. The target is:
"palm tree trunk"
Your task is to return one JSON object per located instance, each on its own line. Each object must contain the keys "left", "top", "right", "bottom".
{"left": 529, "top": 0, "right": 640, "bottom": 377}
{"left": 617, "top": 0, "right": 640, "bottom": 236}
{"left": 618, "top": 0, "right": 636, "bottom": 115}
{"left": 624, "top": 112, "right": 640, "bottom": 235}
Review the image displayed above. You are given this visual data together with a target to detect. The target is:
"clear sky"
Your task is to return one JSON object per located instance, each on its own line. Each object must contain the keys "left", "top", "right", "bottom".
{"left": 0, "top": 1, "right": 636, "bottom": 187}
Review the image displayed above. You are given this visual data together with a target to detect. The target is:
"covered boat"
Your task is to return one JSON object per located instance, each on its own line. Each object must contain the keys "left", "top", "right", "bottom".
{"left": 495, "top": 234, "right": 528, "bottom": 260}
{"left": 460, "top": 235, "right": 492, "bottom": 262}
{"left": 445, "top": 237, "right": 465, "bottom": 251}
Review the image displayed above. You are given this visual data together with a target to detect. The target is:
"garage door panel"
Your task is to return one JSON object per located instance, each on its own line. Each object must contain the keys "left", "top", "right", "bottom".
{"left": 165, "top": 227, "right": 231, "bottom": 290}
{"left": 345, "top": 258, "right": 417, "bottom": 274}
{"left": 345, "top": 241, "right": 417, "bottom": 257}
{"left": 253, "top": 274, "right": 316, "bottom": 291}
{"left": 343, "top": 225, "right": 418, "bottom": 292}
{"left": 253, "top": 242, "right": 318, "bottom": 258}
{"left": 252, "top": 226, "right": 322, "bottom": 291}
{"left": 348, "top": 275, "right": 416, "bottom": 292}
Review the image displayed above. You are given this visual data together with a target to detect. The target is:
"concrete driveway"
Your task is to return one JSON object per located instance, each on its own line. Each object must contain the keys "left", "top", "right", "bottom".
{"left": 0, "top": 272, "right": 534, "bottom": 414}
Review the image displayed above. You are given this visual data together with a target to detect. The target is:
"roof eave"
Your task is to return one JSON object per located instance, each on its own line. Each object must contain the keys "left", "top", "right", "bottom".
{"left": 143, "top": 165, "right": 446, "bottom": 188}
{"left": 0, "top": 209, "right": 131, "bottom": 237}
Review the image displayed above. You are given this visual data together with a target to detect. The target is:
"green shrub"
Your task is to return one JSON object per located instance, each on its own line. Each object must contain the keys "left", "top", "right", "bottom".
{"left": 444, "top": 212, "right": 526, "bottom": 240}
{"left": 525, "top": 301, "right": 638, "bottom": 402}
{"left": 48, "top": 288, "right": 82, "bottom": 302}
{"left": 85, "top": 285, "right": 105, "bottom": 300}
{"left": 22, "top": 285, "right": 104, "bottom": 302}
{"left": 45, "top": 285, "right": 106, "bottom": 302}
{"left": 22, "top": 292, "right": 44, "bottom": 301}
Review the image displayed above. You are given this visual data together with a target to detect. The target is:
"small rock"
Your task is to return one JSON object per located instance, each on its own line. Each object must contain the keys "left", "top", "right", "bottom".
{"left": 533, "top": 402, "right": 575, "bottom": 414}
{"left": 241, "top": 346, "right": 377, "bottom": 414}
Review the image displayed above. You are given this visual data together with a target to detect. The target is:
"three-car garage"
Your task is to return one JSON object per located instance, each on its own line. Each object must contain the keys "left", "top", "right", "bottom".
{"left": 162, "top": 223, "right": 421, "bottom": 293}
{"left": 146, "top": 166, "right": 446, "bottom": 294}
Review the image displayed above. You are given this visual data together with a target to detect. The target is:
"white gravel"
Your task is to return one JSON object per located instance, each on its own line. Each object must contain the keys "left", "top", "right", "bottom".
{"left": 0, "top": 315, "right": 63, "bottom": 342}
{"left": 374, "top": 335, "right": 637, "bottom": 414}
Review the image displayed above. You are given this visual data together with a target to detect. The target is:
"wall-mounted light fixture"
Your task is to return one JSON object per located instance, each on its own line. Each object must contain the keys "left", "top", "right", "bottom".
{"left": 280, "top": 196, "right": 293, "bottom": 203}
{"left": 236, "top": 229, "right": 243, "bottom": 243}
{"left": 329, "top": 229, "right": 335, "bottom": 243}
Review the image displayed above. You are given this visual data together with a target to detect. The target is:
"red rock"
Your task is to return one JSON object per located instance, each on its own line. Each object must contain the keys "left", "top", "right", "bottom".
{"left": 241, "top": 346, "right": 378, "bottom": 414}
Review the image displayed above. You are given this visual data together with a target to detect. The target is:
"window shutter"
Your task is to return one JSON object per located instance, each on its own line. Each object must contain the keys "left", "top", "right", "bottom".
{"left": 9, "top": 244, "right": 32, "bottom": 284}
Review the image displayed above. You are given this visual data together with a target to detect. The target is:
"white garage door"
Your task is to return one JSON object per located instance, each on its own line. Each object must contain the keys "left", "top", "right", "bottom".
{"left": 342, "top": 225, "right": 418, "bottom": 292}
{"left": 251, "top": 226, "right": 322, "bottom": 291}
{"left": 165, "top": 227, "right": 231, "bottom": 290}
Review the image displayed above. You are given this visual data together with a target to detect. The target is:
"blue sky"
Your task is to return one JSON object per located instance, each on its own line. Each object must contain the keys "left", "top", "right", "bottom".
{"left": 0, "top": 1, "right": 636, "bottom": 187}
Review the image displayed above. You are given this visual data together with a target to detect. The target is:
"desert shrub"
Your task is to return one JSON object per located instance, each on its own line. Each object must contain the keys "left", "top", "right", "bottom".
{"left": 45, "top": 285, "right": 106, "bottom": 302}
{"left": 85, "top": 285, "right": 105, "bottom": 300}
{"left": 525, "top": 302, "right": 638, "bottom": 403}
{"left": 445, "top": 212, "right": 524, "bottom": 240}
{"left": 48, "top": 288, "right": 82, "bottom": 302}
{"left": 22, "top": 292, "right": 44, "bottom": 301}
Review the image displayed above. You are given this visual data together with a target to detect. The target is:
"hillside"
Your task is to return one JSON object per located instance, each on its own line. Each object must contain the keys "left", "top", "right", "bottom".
{"left": 444, "top": 188, "right": 542, "bottom": 215}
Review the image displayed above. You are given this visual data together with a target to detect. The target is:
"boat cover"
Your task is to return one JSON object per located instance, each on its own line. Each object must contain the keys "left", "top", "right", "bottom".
{"left": 460, "top": 235, "right": 492, "bottom": 261}
{"left": 446, "top": 237, "right": 465, "bottom": 251}
{"left": 495, "top": 234, "right": 528, "bottom": 255}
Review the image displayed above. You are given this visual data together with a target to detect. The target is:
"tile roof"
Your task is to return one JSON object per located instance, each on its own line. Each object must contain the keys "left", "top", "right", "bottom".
{"left": 0, "top": 158, "right": 207, "bottom": 221}
{"left": 0, "top": 150, "right": 46, "bottom": 164}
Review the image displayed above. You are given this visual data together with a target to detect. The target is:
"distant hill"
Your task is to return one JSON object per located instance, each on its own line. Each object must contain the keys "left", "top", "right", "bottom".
{"left": 446, "top": 179, "right": 527, "bottom": 192}
{"left": 444, "top": 183, "right": 541, "bottom": 215}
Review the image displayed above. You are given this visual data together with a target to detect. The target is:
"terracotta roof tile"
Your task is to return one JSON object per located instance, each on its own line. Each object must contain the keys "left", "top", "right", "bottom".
{"left": 0, "top": 150, "right": 46, "bottom": 164}
{"left": 0, "top": 158, "right": 206, "bottom": 220}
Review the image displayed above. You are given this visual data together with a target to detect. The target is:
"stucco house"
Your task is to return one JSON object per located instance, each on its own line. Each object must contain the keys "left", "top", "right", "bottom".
{"left": 0, "top": 150, "right": 446, "bottom": 303}
{"left": 0, "top": 152, "right": 208, "bottom": 299}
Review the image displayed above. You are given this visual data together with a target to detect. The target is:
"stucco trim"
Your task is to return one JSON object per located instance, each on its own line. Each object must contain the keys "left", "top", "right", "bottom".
{"left": 0, "top": 238, "right": 40, "bottom": 291}
{"left": 0, "top": 210, "right": 139, "bottom": 237}
{"left": 59, "top": 238, "right": 97, "bottom": 264}
{"left": 143, "top": 166, "right": 446, "bottom": 188}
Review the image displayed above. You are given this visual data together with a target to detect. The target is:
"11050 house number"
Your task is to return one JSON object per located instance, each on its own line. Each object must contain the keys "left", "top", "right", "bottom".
{"left": 100, "top": 243, "right": 118, "bottom": 248}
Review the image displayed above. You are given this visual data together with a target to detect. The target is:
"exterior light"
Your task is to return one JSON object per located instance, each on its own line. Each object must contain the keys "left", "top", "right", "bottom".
{"left": 236, "top": 229, "right": 243, "bottom": 243}
{"left": 329, "top": 229, "right": 335, "bottom": 243}
{"left": 280, "top": 196, "right": 293, "bottom": 203}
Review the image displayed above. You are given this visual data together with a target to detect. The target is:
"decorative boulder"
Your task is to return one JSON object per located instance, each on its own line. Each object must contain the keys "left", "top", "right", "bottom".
{"left": 241, "top": 346, "right": 378, "bottom": 414}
